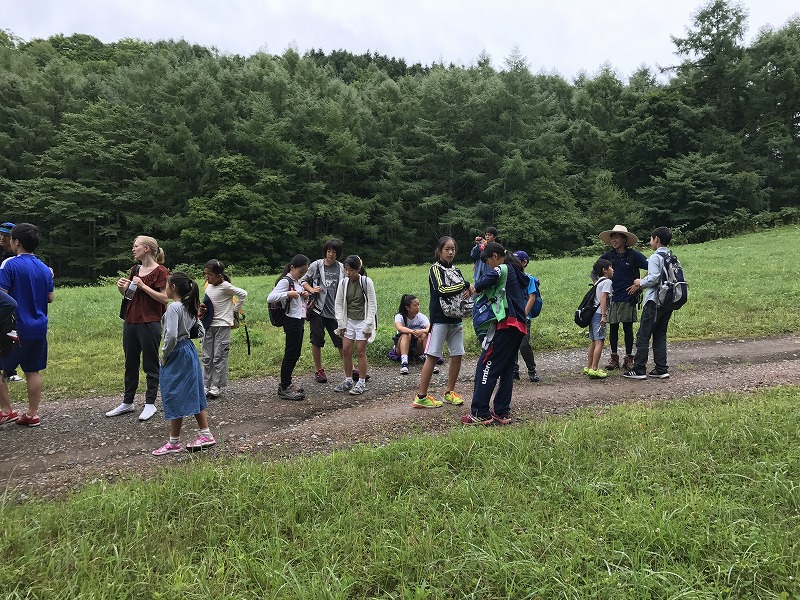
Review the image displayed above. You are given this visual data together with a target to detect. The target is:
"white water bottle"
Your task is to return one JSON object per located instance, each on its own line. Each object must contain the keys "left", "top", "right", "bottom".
{"left": 124, "top": 281, "right": 138, "bottom": 300}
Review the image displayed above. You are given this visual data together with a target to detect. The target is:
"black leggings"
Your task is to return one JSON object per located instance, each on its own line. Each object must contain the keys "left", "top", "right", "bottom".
{"left": 608, "top": 322, "right": 635, "bottom": 355}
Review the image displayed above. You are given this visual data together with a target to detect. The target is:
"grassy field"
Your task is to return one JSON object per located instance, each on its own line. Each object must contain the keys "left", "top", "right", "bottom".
{"left": 13, "top": 226, "right": 800, "bottom": 401}
{"left": 1, "top": 386, "right": 798, "bottom": 598}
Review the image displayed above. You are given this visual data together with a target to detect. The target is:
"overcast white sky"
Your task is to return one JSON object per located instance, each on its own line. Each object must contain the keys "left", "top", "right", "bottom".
{"left": 2, "top": 0, "right": 798, "bottom": 80}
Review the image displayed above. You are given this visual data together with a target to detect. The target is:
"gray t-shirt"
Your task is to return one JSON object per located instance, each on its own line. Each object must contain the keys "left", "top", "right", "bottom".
{"left": 322, "top": 262, "right": 340, "bottom": 319}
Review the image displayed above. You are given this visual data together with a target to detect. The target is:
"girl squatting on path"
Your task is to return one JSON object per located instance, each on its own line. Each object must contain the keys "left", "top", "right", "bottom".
{"left": 393, "top": 294, "right": 430, "bottom": 375}
{"left": 152, "top": 272, "right": 215, "bottom": 455}
{"left": 462, "top": 242, "right": 529, "bottom": 425}
{"left": 201, "top": 259, "right": 248, "bottom": 399}
{"left": 267, "top": 254, "right": 310, "bottom": 401}
{"left": 334, "top": 255, "right": 377, "bottom": 396}
{"left": 413, "top": 236, "right": 473, "bottom": 409}
{"left": 107, "top": 236, "right": 170, "bottom": 422}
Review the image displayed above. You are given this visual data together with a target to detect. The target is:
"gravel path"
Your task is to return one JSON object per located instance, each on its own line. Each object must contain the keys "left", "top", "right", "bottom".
{"left": 2, "top": 334, "right": 798, "bottom": 499}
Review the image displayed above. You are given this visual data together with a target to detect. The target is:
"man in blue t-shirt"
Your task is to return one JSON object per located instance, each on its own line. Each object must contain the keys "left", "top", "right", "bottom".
{"left": 0, "top": 223, "right": 55, "bottom": 427}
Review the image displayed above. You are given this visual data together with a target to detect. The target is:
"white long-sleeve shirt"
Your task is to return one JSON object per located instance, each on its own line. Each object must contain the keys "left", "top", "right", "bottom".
{"left": 205, "top": 280, "right": 248, "bottom": 327}
{"left": 267, "top": 275, "right": 306, "bottom": 319}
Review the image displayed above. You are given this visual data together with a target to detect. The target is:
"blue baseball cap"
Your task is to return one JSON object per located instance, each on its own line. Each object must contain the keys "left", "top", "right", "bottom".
{"left": 513, "top": 250, "right": 529, "bottom": 262}
{"left": 0, "top": 222, "right": 14, "bottom": 234}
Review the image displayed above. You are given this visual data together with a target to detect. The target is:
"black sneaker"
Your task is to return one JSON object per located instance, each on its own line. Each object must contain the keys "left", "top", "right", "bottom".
{"left": 278, "top": 385, "right": 306, "bottom": 401}
{"left": 512, "top": 371, "right": 520, "bottom": 381}
{"left": 622, "top": 370, "right": 647, "bottom": 380}
{"left": 528, "top": 372, "right": 540, "bottom": 382}
{"left": 648, "top": 370, "right": 670, "bottom": 379}
{"left": 352, "top": 371, "right": 371, "bottom": 383}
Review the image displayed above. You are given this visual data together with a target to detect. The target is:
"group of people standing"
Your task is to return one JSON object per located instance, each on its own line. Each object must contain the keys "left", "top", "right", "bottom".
{"left": 585, "top": 224, "right": 677, "bottom": 382}
{"left": 105, "top": 235, "right": 248, "bottom": 455}
{"left": 1, "top": 222, "right": 678, "bottom": 451}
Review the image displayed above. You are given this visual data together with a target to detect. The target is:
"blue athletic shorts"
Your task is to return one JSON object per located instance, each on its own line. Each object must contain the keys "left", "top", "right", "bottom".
{"left": 1, "top": 338, "right": 48, "bottom": 374}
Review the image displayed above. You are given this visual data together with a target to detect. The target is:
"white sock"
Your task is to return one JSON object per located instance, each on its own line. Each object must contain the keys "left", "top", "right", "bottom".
{"left": 401, "top": 355, "right": 408, "bottom": 364}
{"left": 345, "top": 377, "right": 353, "bottom": 383}
{"left": 169, "top": 436, "right": 180, "bottom": 445}
{"left": 199, "top": 428, "right": 211, "bottom": 437}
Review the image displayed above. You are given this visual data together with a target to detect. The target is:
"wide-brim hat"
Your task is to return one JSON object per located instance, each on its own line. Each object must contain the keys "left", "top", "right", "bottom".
{"left": 599, "top": 225, "right": 638, "bottom": 247}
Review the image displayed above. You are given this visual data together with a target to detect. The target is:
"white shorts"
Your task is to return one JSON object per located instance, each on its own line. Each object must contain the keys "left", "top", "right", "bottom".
{"left": 345, "top": 318, "right": 370, "bottom": 341}
{"left": 424, "top": 322, "right": 464, "bottom": 359}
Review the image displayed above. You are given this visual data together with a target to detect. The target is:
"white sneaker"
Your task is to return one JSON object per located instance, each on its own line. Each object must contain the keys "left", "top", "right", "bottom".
{"left": 6, "top": 375, "right": 23, "bottom": 382}
{"left": 206, "top": 385, "right": 220, "bottom": 398}
{"left": 349, "top": 380, "right": 366, "bottom": 395}
{"left": 399, "top": 364, "right": 409, "bottom": 375}
{"left": 105, "top": 402, "right": 135, "bottom": 417}
{"left": 138, "top": 404, "right": 157, "bottom": 421}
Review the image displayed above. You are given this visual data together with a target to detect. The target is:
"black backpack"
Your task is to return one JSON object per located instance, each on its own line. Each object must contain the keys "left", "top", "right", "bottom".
{"left": 0, "top": 313, "right": 16, "bottom": 358}
{"left": 574, "top": 277, "right": 607, "bottom": 328}
{"left": 268, "top": 276, "right": 293, "bottom": 327}
{"left": 657, "top": 251, "right": 688, "bottom": 311}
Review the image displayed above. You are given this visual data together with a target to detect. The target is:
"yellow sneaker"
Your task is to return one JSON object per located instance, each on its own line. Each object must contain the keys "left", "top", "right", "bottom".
{"left": 412, "top": 395, "right": 443, "bottom": 409}
{"left": 442, "top": 391, "right": 464, "bottom": 405}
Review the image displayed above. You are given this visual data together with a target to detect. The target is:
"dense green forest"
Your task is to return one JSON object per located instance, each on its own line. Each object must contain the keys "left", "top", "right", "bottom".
{"left": 1, "top": 0, "right": 798, "bottom": 283}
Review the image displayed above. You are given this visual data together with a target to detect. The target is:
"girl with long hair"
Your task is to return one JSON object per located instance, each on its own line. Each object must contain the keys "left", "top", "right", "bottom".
{"left": 152, "top": 272, "right": 214, "bottom": 455}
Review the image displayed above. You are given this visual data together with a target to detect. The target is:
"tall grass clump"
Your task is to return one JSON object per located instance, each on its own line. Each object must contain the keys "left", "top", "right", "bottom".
{"left": 0, "top": 386, "right": 798, "bottom": 598}
{"left": 31, "top": 226, "right": 800, "bottom": 400}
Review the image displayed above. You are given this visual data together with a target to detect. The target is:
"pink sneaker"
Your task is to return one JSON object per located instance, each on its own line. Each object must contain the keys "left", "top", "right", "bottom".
{"left": 0, "top": 410, "right": 19, "bottom": 424}
{"left": 186, "top": 433, "right": 216, "bottom": 452}
{"left": 152, "top": 441, "right": 184, "bottom": 456}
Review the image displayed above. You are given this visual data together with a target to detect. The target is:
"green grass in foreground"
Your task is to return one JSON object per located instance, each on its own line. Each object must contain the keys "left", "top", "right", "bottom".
{"left": 29, "top": 226, "right": 800, "bottom": 401}
{"left": 1, "top": 386, "right": 798, "bottom": 598}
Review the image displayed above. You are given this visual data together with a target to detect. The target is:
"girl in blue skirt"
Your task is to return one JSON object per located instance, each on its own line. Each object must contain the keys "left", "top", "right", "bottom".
{"left": 153, "top": 271, "right": 215, "bottom": 455}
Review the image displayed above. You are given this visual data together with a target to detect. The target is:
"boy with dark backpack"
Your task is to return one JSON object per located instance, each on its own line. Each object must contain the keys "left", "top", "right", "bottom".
{"left": 623, "top": 227, "right": 682, "bottom": 380}
{"left": 512, "top": 251, "right": 542, "bottom": 382}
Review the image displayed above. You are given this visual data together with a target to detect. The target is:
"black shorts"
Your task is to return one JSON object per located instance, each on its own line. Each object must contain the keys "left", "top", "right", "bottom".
{"left": 309, "top": 313, "right": 343, "bottom": 349}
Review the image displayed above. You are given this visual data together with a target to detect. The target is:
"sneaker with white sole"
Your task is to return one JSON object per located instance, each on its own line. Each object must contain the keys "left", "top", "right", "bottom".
{"left": 648, "top": 370, "right": 670, "bottom": 379}
{"left": 206, "top": 385, "right": 220, "bottom": 398}
{"left": 6, "top": 375, "right": 23, "bottom": 382}
{"left": 460, "top": 413, "right": 494, "bottom": 426}
{"left": 622, "top": 370, "right": 647, "bottom": 380}
{"left": 186, "top": 433, "right": 216, "bottom": 452}
{"left": 152, "top": 441, "right": 184, "bottom": 456}
{"left": 105, "top": 403, "right": 135, "bottom": 417}
{"left": 399, "top": 363, "right": 409, "bottom": 375}
{"left": 349, "top": 380, "right": 366, "bottom": 395}
{"left": 138, "top": 404, "right": 157, "bottom": 421}
{"left": 16, "top": 413, "right": 40, "bottom": 427}
{"left": 334, "top": 379, "right": 354, "bottom": 392}
{"left": 0, "top": 410, "right": 19, "bottom": 424}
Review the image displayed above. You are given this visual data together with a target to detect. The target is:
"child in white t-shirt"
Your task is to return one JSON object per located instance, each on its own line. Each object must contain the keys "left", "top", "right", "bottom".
{"left": 201, "top": 259, "right": 248, "bottom": 399}
{"left": 585, "top": 259, "right": 614, "bottom": 379}
{"left": 393, "top": 294, "right": 431, "bottom": 375}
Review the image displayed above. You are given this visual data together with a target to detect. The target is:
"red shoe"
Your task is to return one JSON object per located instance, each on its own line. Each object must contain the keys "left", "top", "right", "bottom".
{"left": 0, "top": 410, "right": 19, "bottom": 424}
{"left": 460, "top": 413, "right": 494, "bottom": 426}
{"left": 17, "top": 413, "right": 41, "bottom": 427}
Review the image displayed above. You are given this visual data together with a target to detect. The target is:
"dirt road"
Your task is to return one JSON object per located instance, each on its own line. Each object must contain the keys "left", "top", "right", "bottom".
{"left": 2, "top": 334, "right": 798, "bottom": 499}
